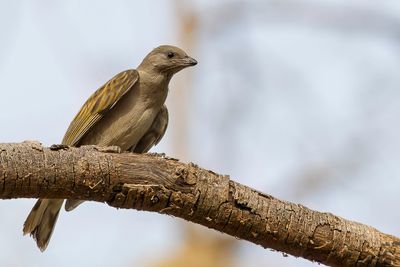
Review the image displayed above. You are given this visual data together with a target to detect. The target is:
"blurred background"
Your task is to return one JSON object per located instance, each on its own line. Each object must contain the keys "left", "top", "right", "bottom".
{"left": 0, "top": 0, "right": 399, "bottom": 266}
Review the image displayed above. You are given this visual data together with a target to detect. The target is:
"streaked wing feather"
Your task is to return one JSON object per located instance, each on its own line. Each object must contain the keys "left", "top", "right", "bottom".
{"left": 62, "top": 69, "right": 139, "bottom": 146}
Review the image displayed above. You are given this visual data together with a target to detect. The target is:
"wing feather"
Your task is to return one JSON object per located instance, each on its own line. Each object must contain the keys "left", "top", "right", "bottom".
{"left": 62, "top": 69, "right": 139, "bottom": 146}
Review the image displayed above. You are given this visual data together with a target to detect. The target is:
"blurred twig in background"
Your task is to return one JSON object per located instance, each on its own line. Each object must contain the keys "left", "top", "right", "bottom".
{"left": 147, "top": 225, "right": 237, "bottom": 267}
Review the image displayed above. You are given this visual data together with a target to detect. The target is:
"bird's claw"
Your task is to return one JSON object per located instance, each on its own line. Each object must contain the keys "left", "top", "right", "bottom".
{"left": 94, "top": 145, "right": 121, "bottom": 153}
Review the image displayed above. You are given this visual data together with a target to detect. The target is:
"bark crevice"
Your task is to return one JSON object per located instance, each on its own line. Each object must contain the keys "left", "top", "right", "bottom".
{"left": 0, "top": 141, "right": 399, "bottom": 267}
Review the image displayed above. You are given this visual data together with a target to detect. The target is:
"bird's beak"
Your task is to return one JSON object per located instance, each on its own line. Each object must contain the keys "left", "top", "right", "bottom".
{"left": 183, "top": 56, "right": 198, "bottom": 67}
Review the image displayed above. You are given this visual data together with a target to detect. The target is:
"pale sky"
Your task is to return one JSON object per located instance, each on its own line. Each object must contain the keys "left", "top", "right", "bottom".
{"left": 0, "top": 1, "right": 399, "bottom": 267}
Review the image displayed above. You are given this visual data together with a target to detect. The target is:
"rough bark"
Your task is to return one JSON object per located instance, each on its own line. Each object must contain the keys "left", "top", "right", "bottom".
{"left": 0, "top": 141, "right": 399, "bottom": 266}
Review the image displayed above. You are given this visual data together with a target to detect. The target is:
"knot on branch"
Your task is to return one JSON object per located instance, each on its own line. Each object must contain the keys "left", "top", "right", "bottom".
{"left": 175, "top": 165, "right": 197, "bottom": 186}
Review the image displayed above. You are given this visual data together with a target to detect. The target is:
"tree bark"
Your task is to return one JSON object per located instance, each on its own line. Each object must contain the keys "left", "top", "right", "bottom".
{"left": 1, "top": 141, "right": 399, "bottom": 266}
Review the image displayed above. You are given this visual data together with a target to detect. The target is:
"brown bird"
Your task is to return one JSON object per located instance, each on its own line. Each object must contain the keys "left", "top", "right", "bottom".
{"left": 23, "top": 45, "right": 197, "bottom": 251}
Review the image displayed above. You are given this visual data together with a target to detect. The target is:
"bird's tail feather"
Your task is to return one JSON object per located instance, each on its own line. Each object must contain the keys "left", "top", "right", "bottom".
{"left": 23, "top": 199, "right": 64, "bottom": 251}
{"left": 65, "top": 199, "right": 84, "bottom": 211}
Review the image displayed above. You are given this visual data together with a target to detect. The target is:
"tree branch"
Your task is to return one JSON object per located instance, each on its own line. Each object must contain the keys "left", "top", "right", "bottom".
{"left": 1, "top": 141, "right": 399, "bottom": 266}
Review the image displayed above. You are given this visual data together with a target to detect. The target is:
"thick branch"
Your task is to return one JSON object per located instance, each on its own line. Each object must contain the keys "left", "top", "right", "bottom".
{"left": 0, "top": 141, "right": 399, "bottom": 266}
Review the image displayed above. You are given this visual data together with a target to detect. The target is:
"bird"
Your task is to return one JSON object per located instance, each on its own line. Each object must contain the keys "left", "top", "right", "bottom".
{"left": 22, "top": 45, "right": 197, "bottom": 251}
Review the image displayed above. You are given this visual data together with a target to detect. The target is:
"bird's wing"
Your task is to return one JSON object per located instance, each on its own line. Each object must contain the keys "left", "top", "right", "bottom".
{"left": 62, "top": 69, "right": 139, "bottom": 146}
{"left": 130, "top": 105, "right": 169, "bottom": 153}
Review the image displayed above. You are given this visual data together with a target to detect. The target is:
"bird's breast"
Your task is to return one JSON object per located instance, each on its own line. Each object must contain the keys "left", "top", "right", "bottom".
{"left": 114, "top": 107, "right": 158, "bottom": 150}
{"left": 80, "top": 84, "right": 164, "bottom": 151}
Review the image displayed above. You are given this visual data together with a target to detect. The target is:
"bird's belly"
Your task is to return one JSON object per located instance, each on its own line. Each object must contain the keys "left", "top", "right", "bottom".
{"left": 80, "top": 102, "right": 159, "bottom": 151}
{"left": 105, "top": 108, "right": 156, "bottom": 150}
{"left": 111, "top": 108, "right": 156, "bottom": 150}
{"left": 78, "top": 75, "right": 168, "bottom": 150}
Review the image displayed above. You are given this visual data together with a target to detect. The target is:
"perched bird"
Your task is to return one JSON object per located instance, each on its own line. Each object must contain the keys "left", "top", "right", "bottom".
{"left": 23, "top": 45, "right": 197, "bottom": 251}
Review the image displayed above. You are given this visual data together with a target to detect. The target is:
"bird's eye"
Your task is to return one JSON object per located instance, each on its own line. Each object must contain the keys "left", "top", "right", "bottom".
{"left": 167, "top": 52, "right": 175, "bottom": 58}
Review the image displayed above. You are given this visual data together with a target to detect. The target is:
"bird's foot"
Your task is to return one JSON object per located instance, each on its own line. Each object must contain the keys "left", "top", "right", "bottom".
{"left": 50, "top": 144, "right": 69, "bottom": 151}
{"left": 94, "top": 145, "right": 121, "bottom": 154}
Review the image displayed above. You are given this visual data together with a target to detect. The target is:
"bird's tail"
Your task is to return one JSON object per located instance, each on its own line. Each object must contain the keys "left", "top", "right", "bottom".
{"left": 23, "top": 199, "right": 64, "bottom": 251}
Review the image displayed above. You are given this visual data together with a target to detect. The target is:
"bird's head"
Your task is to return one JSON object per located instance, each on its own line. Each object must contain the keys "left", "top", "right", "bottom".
{"left": 138, "top": 45, "right": 197, "bottom": 75}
